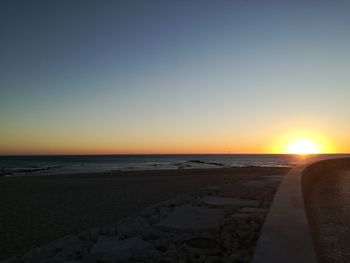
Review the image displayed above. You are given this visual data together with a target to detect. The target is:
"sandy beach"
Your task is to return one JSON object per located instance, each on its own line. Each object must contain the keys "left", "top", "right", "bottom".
{"left": 0, "top": 167, "right": 289, "bottom": 259}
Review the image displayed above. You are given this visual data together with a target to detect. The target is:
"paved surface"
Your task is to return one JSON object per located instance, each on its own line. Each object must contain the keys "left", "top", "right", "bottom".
{"left": 252, "top": 166, "right": 318, "bottom": 263}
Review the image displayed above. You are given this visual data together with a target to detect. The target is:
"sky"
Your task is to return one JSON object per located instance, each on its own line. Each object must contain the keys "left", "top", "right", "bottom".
{"left": 0, "top": 0, "right": 349, "bottom": 155}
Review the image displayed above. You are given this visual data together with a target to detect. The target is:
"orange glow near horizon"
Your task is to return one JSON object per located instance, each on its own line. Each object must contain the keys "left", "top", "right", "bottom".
{"left": 0, "top": 126, "right": 345, "bottom": 155}
{"left": 286, "top": 139, "right": 322, "bottom": 154}
{"left": 272, "top": 130, "right": 336, "bottom": 154}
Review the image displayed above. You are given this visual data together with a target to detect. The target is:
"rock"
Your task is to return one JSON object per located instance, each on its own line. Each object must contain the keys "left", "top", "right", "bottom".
{"left": 116, "top": 216, "right": 150, "bottom": 239}
{"left": 90, "top": 237, "right": 159, "bottom": 261}
{"left": 156, "top": 205, "right": 224, "bottom": 232}
{"left": 201, "top": 196, "right": 258, "bottom": 207}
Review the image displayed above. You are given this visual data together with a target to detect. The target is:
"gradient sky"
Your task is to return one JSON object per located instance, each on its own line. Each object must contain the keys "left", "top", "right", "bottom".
{"left": 1, "top": 0, "right": 349, "bottom": 154}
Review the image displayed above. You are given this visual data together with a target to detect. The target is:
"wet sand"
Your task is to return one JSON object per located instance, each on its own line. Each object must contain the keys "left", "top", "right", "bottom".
{"left": 0, "top": 167, "right": 289, "bottom": 259}
{"left": 303, "top": 158, "right": 350, "bottom": 263}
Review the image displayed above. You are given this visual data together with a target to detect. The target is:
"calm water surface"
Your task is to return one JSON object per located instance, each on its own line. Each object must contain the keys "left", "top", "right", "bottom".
{"left": 0, "top": 154, "right": 344, "bottom": 176}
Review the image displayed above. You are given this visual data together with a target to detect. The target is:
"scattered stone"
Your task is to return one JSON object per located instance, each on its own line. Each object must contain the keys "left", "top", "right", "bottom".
{"left": 201, "top": 196, "right": 258, "bottom": 207}
{"left": 90, "top": 237, "right": 159, "bottom": 261}
{"left": 156, "top": 205, "right": 224, "bottom": 232}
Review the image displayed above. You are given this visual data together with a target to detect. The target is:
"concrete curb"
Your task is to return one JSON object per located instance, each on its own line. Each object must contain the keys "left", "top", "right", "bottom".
{"left": 252, "top": 166, "right": 318, "bottom": 263}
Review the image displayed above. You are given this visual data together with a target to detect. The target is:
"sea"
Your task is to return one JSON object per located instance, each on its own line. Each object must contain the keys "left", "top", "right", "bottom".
{"left": 0, "top": 154, "right": 347, "bottom": 176}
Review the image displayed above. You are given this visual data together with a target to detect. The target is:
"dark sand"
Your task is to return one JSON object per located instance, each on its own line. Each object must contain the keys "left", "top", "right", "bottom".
{"left": 304, "top": 166, "right": 350, "bottom": 263}
{"left": 0, "top": 167, "right": 289, "bottom": 259}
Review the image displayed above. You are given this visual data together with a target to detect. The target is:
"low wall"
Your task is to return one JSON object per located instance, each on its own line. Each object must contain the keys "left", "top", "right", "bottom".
{"left": 302, "top": 157, "right": 350, "bottom": 195}
{"left": 302, "top": 157, "right": 350, "bottom": 263}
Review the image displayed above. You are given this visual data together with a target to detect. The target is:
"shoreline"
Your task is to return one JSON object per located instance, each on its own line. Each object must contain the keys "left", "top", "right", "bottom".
{"left": 0, "top": 166, "right": 289, "bottom": 260}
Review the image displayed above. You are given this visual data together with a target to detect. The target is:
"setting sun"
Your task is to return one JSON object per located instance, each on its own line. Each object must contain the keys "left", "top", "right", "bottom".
{"left": 286, "top": 139, "right": 322, "bottom": 154}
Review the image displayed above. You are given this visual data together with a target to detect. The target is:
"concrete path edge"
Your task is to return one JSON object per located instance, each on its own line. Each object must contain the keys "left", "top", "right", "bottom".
{"left": 252, "top": 166, "right": 318, "bottom": 263}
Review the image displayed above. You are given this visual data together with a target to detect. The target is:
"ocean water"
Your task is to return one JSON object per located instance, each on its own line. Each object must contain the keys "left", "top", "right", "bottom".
{"left": 0, "top": 154, "right": 345, "bottom": 176}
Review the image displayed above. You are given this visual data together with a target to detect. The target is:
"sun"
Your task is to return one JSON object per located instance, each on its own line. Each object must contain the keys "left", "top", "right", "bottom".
{"left": 286, "top": 139, "right": 322, "bottom": 154}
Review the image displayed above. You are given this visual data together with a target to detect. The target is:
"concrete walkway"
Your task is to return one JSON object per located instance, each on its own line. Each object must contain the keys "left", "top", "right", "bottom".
{"left": 252, "top": 166, "right": 318, "bottom": 263}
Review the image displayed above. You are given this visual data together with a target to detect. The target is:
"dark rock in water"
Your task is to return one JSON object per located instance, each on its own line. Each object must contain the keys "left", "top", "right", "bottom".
{"left": 188, "top": 160, "right": 205, "bottom": 164}
{"left": 187, "top": 160, "right": 224, "bottom": 166}
{"left": 0, "top": 167, "right": 11, "bottom": 176}
{"left": 184, "top": 237, "right": 221, "bottom": 255}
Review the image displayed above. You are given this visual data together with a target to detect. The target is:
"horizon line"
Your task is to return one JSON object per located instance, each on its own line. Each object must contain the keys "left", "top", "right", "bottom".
{"left": 0, "top": 153, "right": 348, "bottom": 157}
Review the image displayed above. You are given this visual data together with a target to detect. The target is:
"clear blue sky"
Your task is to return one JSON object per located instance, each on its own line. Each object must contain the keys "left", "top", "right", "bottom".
{"left": 1, "top": 0, "right": 349, "bottom": 154}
